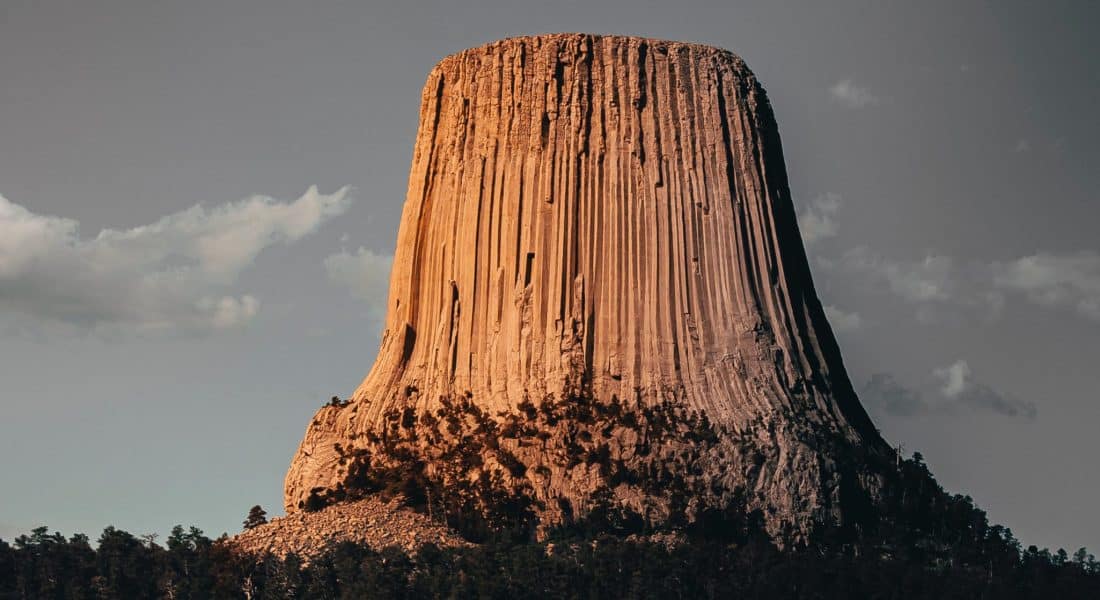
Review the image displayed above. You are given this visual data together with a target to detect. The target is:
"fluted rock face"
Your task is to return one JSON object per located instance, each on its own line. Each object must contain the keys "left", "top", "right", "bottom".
{"left": 286, "top": 34, "right": 886, "bottom": 539}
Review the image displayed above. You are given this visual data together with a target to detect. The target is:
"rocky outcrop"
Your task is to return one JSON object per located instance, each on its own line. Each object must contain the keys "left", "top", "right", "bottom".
{"left": 285, "top": 34, "right": 888, "bottom": 542}
{"left": 231, "top": 497, "right": 469, "bottom": 562}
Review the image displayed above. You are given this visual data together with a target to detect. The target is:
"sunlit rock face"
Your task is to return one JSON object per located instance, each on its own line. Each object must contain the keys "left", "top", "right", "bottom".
{"left": 286, "top": 34, "right": 887, "bottom": 541}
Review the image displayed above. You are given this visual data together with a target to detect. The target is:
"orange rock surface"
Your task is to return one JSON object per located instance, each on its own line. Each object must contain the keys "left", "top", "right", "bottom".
{"left": 285, "top": 34, "right": 885, "bottom": 538}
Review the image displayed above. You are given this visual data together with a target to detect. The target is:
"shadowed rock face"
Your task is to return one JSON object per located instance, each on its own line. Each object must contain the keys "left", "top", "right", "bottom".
{"left": 286, "top": 34, "right": 887, "bottom": 540}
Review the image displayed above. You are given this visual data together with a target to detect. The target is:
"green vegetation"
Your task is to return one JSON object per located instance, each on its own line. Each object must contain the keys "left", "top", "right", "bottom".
{"left": 4, "top": 395, "right": 1097, "bottom": 597}
{"left": 3, "top": 486, "right": 1099, "bottom": 600}
{"left": 242, "top": 506, "right": 267, "bottom": 531}
{"left": 300, "top": 392, "right": 754, "bottom": 542}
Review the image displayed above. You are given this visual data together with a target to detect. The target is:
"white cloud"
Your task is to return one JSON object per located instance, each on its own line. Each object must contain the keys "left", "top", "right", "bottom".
{"left": 824, "top": 304, "right": 862, "bottom": 332}
{"left": 885, "top": 256, "right": 956, "bottom": 302}
{"left": 861, "top": 365, "right": 1036, "bottom": 420}
{"left": 834, "top": 247, "right": 956, "bottom": 303}
{"left": 323, "top": 247, "right": 393, "bottom": 321}
{"left": 198, "top": 295, "right": 261, "bottom": 330}
{"left": 0, "top": 186, "right": 350, "bottom": 333}
{"left": 932, "top": 359, "right": 1036, "bottom": 419}
{"left": 992, "top": 252, "right": 1100, "bottom": 321}
{"left": 797, "top": 192, "right": 842, "bottom": 246}
{"left": 829, "top": 79, "right": 879, "bottom": 109}
{"left": 934, "top": 360, "right": 970, "bottom": 398}
{"left": 1013, "top": 139, "right": 1031, "bottom": 153}
{"left": 821, "top": 242, "right": 1100, "bottom": 325}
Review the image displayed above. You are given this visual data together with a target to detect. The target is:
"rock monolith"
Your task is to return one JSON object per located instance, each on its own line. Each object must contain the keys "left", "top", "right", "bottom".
{"left": 285, "top": 34, "right": 888, "bottom": 541}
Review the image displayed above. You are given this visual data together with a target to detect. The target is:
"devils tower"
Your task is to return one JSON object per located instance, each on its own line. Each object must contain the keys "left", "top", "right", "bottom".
{"left": 285, "top": 33, "right": 889, "bottom": 542}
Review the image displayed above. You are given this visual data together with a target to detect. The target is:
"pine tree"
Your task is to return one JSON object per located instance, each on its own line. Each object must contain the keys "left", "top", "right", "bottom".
{"left": 243, "top": 505, "right": 268, "bottom": 530}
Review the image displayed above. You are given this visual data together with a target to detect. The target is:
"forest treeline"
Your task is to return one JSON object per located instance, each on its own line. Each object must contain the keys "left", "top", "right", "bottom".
{"left": 3, "top": 453, "right": 1099, "bottom": 599}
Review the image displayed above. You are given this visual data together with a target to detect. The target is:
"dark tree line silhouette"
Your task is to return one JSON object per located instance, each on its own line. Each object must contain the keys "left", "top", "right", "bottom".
{"left": 3, "top": 499, "right": 1099, "bottom": 600}
{"left": 3, "top": 393, "right": 1098, "bottom": 598}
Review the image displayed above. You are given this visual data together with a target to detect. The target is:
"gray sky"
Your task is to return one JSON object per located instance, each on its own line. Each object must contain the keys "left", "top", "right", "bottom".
{"left": 1, "top": 1, "right": 1097, "bottom": 552}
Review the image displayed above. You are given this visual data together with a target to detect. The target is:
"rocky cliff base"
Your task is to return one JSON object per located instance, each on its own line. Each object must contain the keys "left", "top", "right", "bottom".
{"left": 230, "top": 497, "right": 468, "bottom": 562}
{"left": 289, "top": 393, "right": 886, "bottom": 545}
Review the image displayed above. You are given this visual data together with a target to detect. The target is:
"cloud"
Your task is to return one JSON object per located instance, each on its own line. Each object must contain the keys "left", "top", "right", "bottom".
{"left": 935, "top": 359, "right": 970, "bottom": 398}
{"left": 860, "top": 365, "right": 1036, "bottom": 420}
{"left": 861, "top": 373, "right": 930, "bottom": 417}
{"left": 833, "top": 247, "right": 957, "bottom": 303}
{"left": 933, "top": 360, "right": 1037, "bottom": 419}
{"left": 823, "top": 243, "right": 1100, "bottom": 324}
{"left": 1013, "top": 139, "right": 1031, "bottom": 153}
{"left": 798, "top": 193, "right": 842, "bottom": 245}
{"left": 882, "top": 255, "right": 956, "bottom": 303}
{"left": 323, "top": 247, "right": 393, "bottom": 321}
{"left": 829, "top": 79, "right": 879, "bottom": 109}
{"left": 824, "top": 304, "right": 862, "bottom": 332}
{"left": 0, "top": 186, "right": 350, "bottom": 334}
{"left": 992, "top": 252, "right": 1100, "bottom": 321}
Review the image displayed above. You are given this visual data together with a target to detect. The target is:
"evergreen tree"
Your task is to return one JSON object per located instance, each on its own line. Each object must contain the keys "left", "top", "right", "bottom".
{"left": 243, "top": 505, "right": 268, "bottom": 530}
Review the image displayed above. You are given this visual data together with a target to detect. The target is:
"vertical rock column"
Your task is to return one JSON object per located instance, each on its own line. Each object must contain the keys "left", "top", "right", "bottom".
{"left": 286, "top": 34, "right": 883, "bottom": 519}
